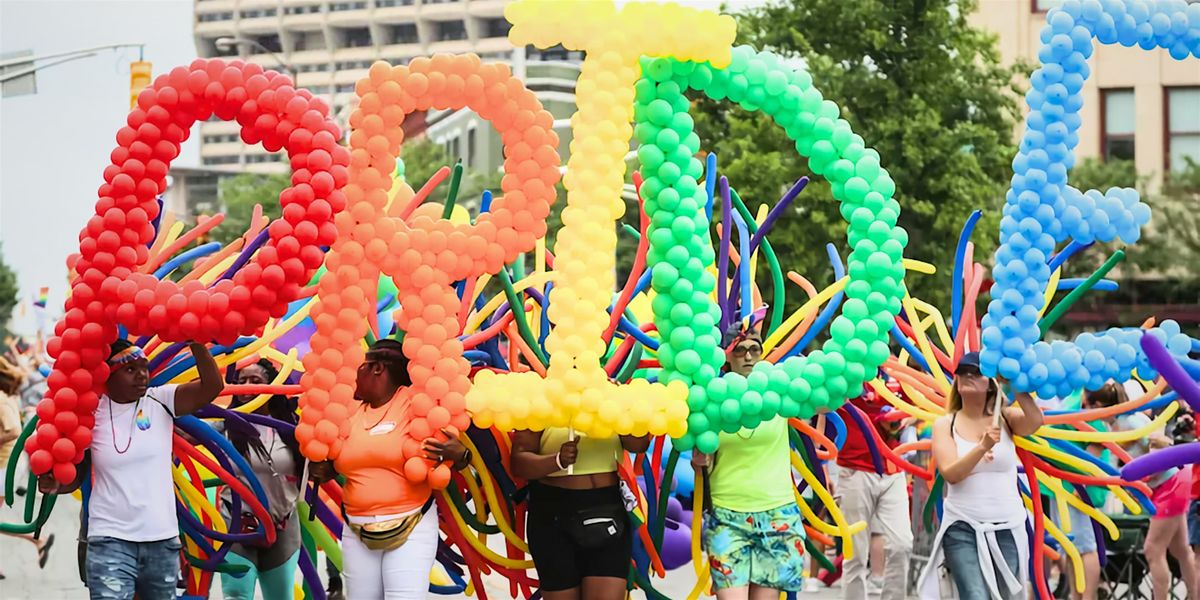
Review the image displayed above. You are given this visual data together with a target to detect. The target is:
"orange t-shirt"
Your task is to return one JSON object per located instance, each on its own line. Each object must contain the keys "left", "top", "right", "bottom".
{"left": 335, "top": 403, "right": 430, "bottom": 517}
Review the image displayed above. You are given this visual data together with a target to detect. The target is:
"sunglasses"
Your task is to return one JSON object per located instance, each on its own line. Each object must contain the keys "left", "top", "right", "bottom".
{"left": 731, "top": 343, "right": 763, "bottom": 358}
{"left": 955, "top": 366, "right": 983, "bottom": 377}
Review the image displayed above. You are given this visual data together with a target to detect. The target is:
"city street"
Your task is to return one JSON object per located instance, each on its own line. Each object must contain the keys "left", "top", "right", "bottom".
{"left": 1, "top": 496, "right": 864, "bottom": 599}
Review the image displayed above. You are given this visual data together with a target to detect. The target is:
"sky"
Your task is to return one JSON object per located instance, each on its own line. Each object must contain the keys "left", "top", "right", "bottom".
{"left": 0, "top": 0, "right": 767, "bottom": 337}
{"left": 1, "top": 0, "right": 201, "bottom": 335}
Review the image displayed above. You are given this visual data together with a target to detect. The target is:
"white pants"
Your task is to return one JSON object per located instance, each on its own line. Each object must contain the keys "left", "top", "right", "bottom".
{"left": 837, "top": 469, "right": 914, "bottom": 600}
{"left": 342, "top": 506, "right": 439, "bottom": 600}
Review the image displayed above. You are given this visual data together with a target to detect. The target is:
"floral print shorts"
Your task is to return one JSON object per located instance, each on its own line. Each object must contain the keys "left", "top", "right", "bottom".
{"left": 703, "top": 503, "right": 806, "bottom": 591}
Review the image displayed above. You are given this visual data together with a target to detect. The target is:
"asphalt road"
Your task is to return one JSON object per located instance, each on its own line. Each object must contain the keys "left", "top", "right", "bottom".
{"left": 1, "top": 496, "right": 864, "bottom": 599}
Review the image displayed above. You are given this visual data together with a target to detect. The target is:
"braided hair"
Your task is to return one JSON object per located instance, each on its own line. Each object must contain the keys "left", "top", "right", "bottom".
{"left": 226, "top": 359, "right": 303, "bottom": 477}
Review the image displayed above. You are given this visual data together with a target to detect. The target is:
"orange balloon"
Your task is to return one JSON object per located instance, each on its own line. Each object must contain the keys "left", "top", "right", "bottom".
{"left": 298, "top": 53, "right": 561, "bottom": 484}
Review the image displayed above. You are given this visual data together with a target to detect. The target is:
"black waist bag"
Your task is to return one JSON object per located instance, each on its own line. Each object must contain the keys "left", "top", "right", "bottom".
{"left": 563, "top": 504, "right": 626, "bottom": 549}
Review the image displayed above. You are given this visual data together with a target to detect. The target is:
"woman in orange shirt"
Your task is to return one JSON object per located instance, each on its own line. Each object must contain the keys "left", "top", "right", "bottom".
{"left": 312, "top": 339, "right": 469, "bottom": 599}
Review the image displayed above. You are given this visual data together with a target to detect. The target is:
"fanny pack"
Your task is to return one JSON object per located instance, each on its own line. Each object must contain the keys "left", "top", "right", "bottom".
{"left": 345, "top": 498, "right": 434, "bottom": 552}
{"left": 563, "top": 504, "right": 626, "bottom": 549}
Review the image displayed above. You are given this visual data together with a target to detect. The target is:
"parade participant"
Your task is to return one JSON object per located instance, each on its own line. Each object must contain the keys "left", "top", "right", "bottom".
{"left": 217, "top": 360, "right": 303, "bottom": 600}
{"left": 836, "top": 382, "right": 913, "bottom": 600}
{"left": 1088, "top": 381, "right": 1198, "bottom": 600}
{"left": 309, "top": 339, "right": 470, "bottom": 599}
{"left": 512, "top": 421, "right": 649, "bottom": 599}
{"left": 920, "top": 352, "right": 1043, "bottom": 600}
{"left": 692, "top": 324, "right": 807, "bottom": 599}
{"left": 0, "top": 359, "right": 53, "bottom": 578}
{"left": 38, "top": 339, "right": 223, "bottom": 600}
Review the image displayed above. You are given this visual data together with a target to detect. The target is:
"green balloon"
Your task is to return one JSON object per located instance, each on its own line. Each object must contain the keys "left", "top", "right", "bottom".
{"left": 646, "top": 99, "right": 674, "bottom": 126}
{"left": 741, "top": 391, "right": 763, "bottom": 416}
{"left": 696, "top": 431, "right": 720, "bottom": 454}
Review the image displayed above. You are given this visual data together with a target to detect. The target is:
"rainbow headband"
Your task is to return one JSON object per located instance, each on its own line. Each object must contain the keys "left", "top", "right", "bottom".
{"left": 107, "top": 346, "right": 146, "bottom": 367}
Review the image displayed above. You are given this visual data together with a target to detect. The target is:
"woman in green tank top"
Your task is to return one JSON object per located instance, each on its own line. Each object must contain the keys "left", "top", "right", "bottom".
{"left": 692, "top": 325, "right": 806, "bottom": 598}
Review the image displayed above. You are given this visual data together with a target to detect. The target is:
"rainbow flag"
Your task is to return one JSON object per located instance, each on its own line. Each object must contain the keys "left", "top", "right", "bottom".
{"left": 33, "top": 287, "right": 48, "bottom": 308}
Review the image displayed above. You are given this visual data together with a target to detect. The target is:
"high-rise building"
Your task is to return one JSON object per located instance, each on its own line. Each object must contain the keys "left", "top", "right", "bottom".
{"left": 971, "top": 0, "right": 1200, "bottom": 190}
{"left": 191, "top": 0, "right": 579, "bottom": 175}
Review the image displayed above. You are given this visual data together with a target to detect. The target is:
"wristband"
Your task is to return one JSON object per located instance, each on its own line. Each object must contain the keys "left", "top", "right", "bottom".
{"left": 555, "top": 451, "right": 566, "bottom": 471}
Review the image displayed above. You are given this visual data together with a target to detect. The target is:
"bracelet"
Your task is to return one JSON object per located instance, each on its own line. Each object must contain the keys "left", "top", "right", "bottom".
{"left": 555, "top": 451, "right": 566, "bottom": 471}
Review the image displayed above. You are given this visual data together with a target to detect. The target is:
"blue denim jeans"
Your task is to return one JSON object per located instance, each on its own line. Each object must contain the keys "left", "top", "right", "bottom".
{"left": 942, "top": 521, "right": 1021, "bottom": 600}
{"left": 85, "top": 536, "right": 181, "bottom": 600}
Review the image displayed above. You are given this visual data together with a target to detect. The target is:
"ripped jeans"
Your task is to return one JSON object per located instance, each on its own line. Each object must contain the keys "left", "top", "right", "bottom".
{"left": 85, "top": 536, "right": 181, "bottom": 600}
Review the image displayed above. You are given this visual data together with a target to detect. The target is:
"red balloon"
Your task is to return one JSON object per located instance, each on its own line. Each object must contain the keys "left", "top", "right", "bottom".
{"left": 30, "top": 59, "right": 347, "bottom": 478}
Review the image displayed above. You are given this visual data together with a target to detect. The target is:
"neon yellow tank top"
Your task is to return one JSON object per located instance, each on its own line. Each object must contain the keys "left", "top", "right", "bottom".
{"left": 538, "top": 428, "right": 621, "bottom": 477}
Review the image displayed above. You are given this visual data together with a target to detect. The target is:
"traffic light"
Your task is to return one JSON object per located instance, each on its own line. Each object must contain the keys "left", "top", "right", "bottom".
{"left": 130, "top": 60, "right": 152, "bottom": 108}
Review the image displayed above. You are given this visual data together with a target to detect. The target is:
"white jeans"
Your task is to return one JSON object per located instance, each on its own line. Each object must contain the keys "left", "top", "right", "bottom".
{"left": 837, "top": 469, "right": 914, "bottom": 600}
{"left": 342, "top": 506, "right": 439, "bottom": 599}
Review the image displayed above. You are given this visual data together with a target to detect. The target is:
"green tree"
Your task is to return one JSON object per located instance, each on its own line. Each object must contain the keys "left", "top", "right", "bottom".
{"left": 208, "top": 172, "right": 290, "bottom": 245}
{"left": 0, "top": 247, "right": 18, "bottom": 336}
{"left": 693, "top": 0, "right": 1028, "bottom": 311}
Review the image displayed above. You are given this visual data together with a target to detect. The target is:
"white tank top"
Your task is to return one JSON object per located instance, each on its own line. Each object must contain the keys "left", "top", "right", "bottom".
{"left": 943, "top": 413, "right": 1026, "bottom": 524}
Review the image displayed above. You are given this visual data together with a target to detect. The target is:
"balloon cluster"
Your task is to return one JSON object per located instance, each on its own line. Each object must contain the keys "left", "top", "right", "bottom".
{"left": 635, "top": 46, "right": 907, "bottom": 453}
{"left": 987, "top": 319, "right": 1191, "bottom": 400}
{"left": 981, "top": 0, "right": 1199, "bottom": 393}
{"left": 300, "top": 54, "right": 559, "bottom": 488}
{"left": 31, "top": 59, "right": 344, "bottom": 483}
{"left": 469, "top": 0, "right": 736, "bottom": 439}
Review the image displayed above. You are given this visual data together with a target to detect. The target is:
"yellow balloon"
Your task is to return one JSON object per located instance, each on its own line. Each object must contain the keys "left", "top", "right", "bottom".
{"left": 467, "top": 0, "right": 736, "bottom": 437}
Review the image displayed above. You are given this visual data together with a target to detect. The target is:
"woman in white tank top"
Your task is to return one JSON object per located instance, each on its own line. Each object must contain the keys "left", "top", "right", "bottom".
{"left": 918, "top": 352, "right": 1044, "bottom": 599}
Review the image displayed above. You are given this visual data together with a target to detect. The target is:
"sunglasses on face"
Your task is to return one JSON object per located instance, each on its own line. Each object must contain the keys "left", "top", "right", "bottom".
{"left": 731, "top": 344, "right": 763, "bottom": 358}
{"left": 955, "top": 366, "right": 983, "bottom": 378}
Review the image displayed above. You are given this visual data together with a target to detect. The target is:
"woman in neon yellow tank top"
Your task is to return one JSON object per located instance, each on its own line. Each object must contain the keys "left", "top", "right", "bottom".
{"left": 512, "top": 420, "right": 648, "bottom": 599}
{"left": 692, "top": 325, "right": 806, "bottom": 598}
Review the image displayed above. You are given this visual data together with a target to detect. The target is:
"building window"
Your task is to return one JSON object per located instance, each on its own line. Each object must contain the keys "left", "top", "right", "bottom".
{"left": 335, "top": 60, "right": 373, "bottom": 70}
{"left": 1167, "top": 87, "right": 1200, "bottom": 172}
{"left": 1101, "top": 89, "right": 1135, "bottom": 162}
{"left": 435, "top": 21, "right": 467, "bottom": 41}
{"left": 1033, "top": 0, "right": 1065, "bottom": 12}
{"left": 337, "top": 27, "right": 373, "bottom": 48}
{"left": 198, "top": 11, "right": 233, "bottom": 22}
{"left": 527, "top": 44, "right": 584, "bottom": 62}
{"left": 202, "top": 134, "right": 240, "bottom": 144}
{"left": 202, "top": 155, "right": 240, "bottom": 166}
{"left": 330, "top": 1, "right": 368, "bottom": 10}
{"left": 284, "top": 5, "right": 322, "bottom": 14}
{"left": 239, "top": 8, "right": 276, "bottom": 18}
{"left": 482, "top": 17, "right": 510, "bottom": 39}
{"left": 387, "top": 23, "right": 418, "bottom": 44}
{"left": 306, "top": 84, "right": 333, "bottom": 95}
{"left": 297, "top": 63, "right": 330, "bottom": 72}
{"left": 293, "top": 30, "right": 326, "bottom": 51}
{"left": 251, "top": 34, "right": 283, "bottom": 53}
{"left": 467, "top": 128, "right": 476, "bottom": 169}
{"left": 246, "top": 153, "right": 283, "bottom": 164}
{"left": 425, "top": 0, "right": 457, "bottom": 4}
{"left": 336, "top": 83, "right": 357, "bottom": 93}
{"left": 376, "top": 0, "right": 414, "bottom": 6}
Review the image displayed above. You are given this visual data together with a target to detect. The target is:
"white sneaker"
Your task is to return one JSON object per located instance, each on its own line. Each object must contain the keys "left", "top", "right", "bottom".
{"left": 803, "top": 577, "right": 824, "bottom": 593}
{"left": 867, "top": 577, "right": 884, "bottom": 595}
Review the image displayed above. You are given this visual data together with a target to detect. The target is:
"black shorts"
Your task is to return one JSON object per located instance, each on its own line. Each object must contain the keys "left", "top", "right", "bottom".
{"left": 526, "top": 482, "right": 632, "bottom": 591}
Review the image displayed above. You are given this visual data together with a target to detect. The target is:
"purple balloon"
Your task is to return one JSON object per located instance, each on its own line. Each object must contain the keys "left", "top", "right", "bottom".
{"left": 1121, "top": 442, "right": 1200, "bottom": 481}
{"left": 661, "top": 519, "right": 692, "bottom": 571}
{"left": 666, "top": 496, "right": 684, "bottom": 522}
{"left": 1140, "top": 333, "right": 1200, "bottom": 410}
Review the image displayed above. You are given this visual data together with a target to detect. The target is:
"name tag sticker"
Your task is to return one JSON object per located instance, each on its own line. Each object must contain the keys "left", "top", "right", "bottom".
{"left": 369, "top": 422, "right": 396, "bottom": 436}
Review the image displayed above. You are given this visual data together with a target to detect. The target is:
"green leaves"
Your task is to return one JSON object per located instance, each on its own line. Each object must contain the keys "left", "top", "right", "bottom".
{"left": 695, "top": 0, "right": 1026, "bottom": 309}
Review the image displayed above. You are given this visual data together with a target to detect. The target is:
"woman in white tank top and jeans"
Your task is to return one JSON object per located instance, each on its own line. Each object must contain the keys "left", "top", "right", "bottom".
{"left": 918, "top": 352, "right": 1044, "bottom": 599}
